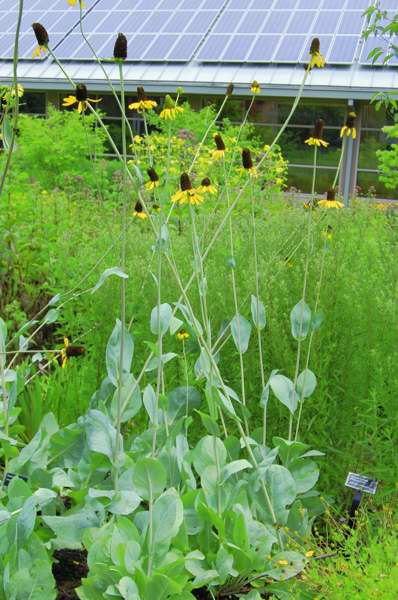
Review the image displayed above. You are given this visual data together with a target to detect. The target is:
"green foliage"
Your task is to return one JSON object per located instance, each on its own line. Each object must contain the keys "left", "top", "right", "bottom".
{"left": 7, "top": 107, "right": 107, "bottom": 190}
{"left": 377, "top": 120, "right": 398, "bottom": 189}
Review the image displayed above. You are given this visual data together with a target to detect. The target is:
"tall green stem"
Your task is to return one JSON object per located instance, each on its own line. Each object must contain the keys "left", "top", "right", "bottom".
{"left": 288, "top": 146, "right": 317, "bottom": 441}
{"left": 113, "top": 62, "right": 128, "bottom": 488}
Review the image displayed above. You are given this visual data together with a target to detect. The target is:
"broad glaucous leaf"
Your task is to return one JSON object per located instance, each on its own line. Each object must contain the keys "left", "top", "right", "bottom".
{"left": 250, "top": 295, "right": 266, "bottom": 330}
{"left": 117, "top": 576, "right": 141, "bottom": 600}
{"left": 263, "top": 465, "right": 297, "bottom": 524}
{"left": 143, "top": 384, "right": 158, "bottom": 424}
{"left": 0, "top": 317, "right": 7, "bottom": 369}
{"left": 150, "top": 303, "right": 173, "bottom": 336}
{"left": 220, "top": 459, "right": 252, "bottom": 484}
{"left": 112, "top": 373, "right": 142, "bottom": 422}
{"left": 269, "top": 374, "right": 299, "bottom": 414}
{"left": 290, "top": 300, "right": 312, "bottom": 341}
{"left": 91, "top": 267, "right": 128, "bottom": 294}
{"left": 106, "top": 319, "right": 134, "bottom": 385}
{"left": 152, "top": 488, "right": 184, "bottom": 544}
{"left": 84, "top": 409, "right": 119, "bottom": 461}
{"left": 296, "top": 369, "right": 317, "bottom": 398}
{"left": 169, "top": 316, "right": 183, "bottom": 335}
{"left": 230, "top": 314, "right": 252, "bottom": 353}
{"left": 260, "top": 369, "right": 279, "bottom": 409}
{"left": 167, "top": 386, "right": 202, "bottom": 423}
{"left": 132, "top": 457, "right": 167, "bottom": 501}
{"left": 2, "top": 114, "right": 16, "bottom": 151}
{"left": 42, "top": 509, "right": 101, "bottom": 549}
{"left": 145, "top": 352, "right": 177, "bottom": 372}
{"left": 192, "top": 436, "right": 227, "bottom": 474}
{"left": 289, "top": 458, "right": 320, "bottom": 494}
{"left": 196, "top": 411, "right": 220, "bottom": 436}
{"left": 43, "top": 308, "right": 59, "bottom": 324}
{"left": 265, "top": 551, "right": 307, "bottom": 581}
{"left": 176, "top": 303, "right": 203, "bottom": 336}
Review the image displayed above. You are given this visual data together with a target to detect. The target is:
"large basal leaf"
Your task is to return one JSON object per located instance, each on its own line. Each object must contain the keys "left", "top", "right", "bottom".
{"left": 290, "top": 300, "right": 312, "bottom": 341}
{"left": 117, "top": 576, "right": 141, "bottom": 600}
{"left": 42, "top": 509, "right": 101, "bottom": 549}
{"left": 84, "top": 409, "right": 119, "bottom": 461}
{"left": 150, "top": 303, "right": 173, "bottom": 336}
{"left": 152, "top": 488, "right": 183, "bottom": 545}
{"left": 265, "top": 551, "right": 307, "bottom": 581}
{"left": 263, "top": 464, "right": 297, "bottom": 525}
{"left": 106, "top": 319, "right": 134, "bottom": 386}
{"left": 192, "top": 436, "right": 227, "bottom": 475}
{"left": 269, "top": 374, "right": 298, "bottom": 414}
{"left": 220, "top": 459, "right": 252, "bottom": 484}
{"left": 132, "top": 457, "right": 167, "bottom": 501}
{"left": 289, "top": 458, "right": 320, "bottom": 494}
{"left": 230, "top": 314, "right": 252, "bottom": 354}
{"left": 250, "top": 295, "right": 266, "bottom": 330}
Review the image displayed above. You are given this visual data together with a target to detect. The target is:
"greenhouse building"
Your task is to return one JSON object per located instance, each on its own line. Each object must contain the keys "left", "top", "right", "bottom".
{"left": 1, "top": 0, "right": 397, "bottom": 199}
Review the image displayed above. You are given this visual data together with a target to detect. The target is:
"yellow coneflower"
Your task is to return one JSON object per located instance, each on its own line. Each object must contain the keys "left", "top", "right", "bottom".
{"left": 171, "top": 173, "right": 203, "bottom": 206}
{"left": 62, "top": 83, "right": 101, "bottom": 113}
{"left": 211, "top": 133, "right": 226, "bottom": 160}
{"left": 303, "top": 200, "right": 315, "bottom": 210}
{"left": 145, "top": 167, "right": 160, "bottom": 190}
{"left": 305, "top": 119, "right": 329, "bottom": 147}
{"left": 340, "top": 112, "right": 357, "bottom": 139}
{"left": 60, "top": 337, "right": 69, "bottom": 369}
{"left": 199, "top": 177, "right": 217, "bottom": 195}
{"left": 242, "top": 148, "right": 258, "bottom": 177}
{"left": 251, "top": 80, "right": 261, "bottom": 94}
{"left": 176, "top": 328, "right": 189, "bottom": 341}
{"left": 322, "top": 225, "right": 333, "bottom": 239}
{"left": 160, "top": 94, "right": 184, "bottom": 120}
{"left": 128, "top": 87, "right": 157, "bottom": 112}
{"left": 133, "top": 200, "right": 148, "bottom": 219}
{"left": 32, "top": 22, "right": 49, "bottom": 58}
{"left": 152, "top": 204, "right": 161, "bottom": 213}
{"left": 133, "top": 135, "right": 143, "bottom": 144}
{"left": 317, "top": 189, "right": 343, "bottom": 209}
{"left": 113, "top": 33, "right": 127, "bottom": 61}
{"left": 309, "top": 38, "right": 326, "bottom": 69}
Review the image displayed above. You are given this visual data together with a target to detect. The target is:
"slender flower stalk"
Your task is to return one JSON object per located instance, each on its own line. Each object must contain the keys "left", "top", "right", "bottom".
{"left": 294, "top": 242, "right": 326, "bottom": 441}
{"left": 113, "top": 60, "right": 128, "bottom": 488}
{"left": 249, "top": 180, "right": 267, "bottom": 444}
{"left": 288, "top": 146, "right": 317, "bottom": 441}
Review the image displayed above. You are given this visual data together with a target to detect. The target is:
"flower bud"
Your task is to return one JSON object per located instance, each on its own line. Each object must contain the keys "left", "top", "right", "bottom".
{"left": 32, "top": 22, "right": 49, "bottom": 47}
{"left": 147, "top": 167, "right": 159, "bottom": 182}
{"left": 242, "top": 148, "right": 253, "bottom": 170}
{"left": 76, "top": 84, "right": 88, "bottom": 102}
{"left": 113, "top": 33, "right": 127, "bottom": 60}
{"left": 180, "top": 172, "right": 192, "bottom": 191}
{"left": 214, "top": 134, "right": 226, "bottom": 151}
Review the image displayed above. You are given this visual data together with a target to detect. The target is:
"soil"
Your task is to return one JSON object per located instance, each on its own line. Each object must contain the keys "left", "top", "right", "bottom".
{"left": 52, "top": 549, "right": 88, "bottom": 600}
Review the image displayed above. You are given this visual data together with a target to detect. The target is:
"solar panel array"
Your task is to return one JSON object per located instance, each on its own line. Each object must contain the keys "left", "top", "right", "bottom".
{"left": 0, "top": 0, "right": 394, "bottom": 66}
{"left": 0, "top": 0, "right": 100, "bottom": 59}
{"left": 198, "top": 0, "right": 372, "bottom": 64}
{"left": 56, "top": 0, "right": 224, "bottom": 61}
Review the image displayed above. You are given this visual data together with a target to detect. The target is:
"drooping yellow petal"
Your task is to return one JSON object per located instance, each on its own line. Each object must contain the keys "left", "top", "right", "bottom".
{"left": 62, "top": 95, "right": 77, "bottom": 107}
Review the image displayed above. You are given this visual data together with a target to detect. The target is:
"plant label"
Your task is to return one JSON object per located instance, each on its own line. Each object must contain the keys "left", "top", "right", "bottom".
{"left": 345, "top": 472, "right": 378, "bottom": 495}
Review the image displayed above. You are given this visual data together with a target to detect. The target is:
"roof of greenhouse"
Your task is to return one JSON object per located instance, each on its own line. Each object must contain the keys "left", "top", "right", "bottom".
{"left": 0, "top": 0, "right": 397, "bottom": 100}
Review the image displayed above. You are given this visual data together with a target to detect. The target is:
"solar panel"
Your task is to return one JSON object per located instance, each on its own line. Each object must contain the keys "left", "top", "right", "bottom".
{"left": 0, "top": 0, "right": 101, "bottom": 59}
{"left": 55, "top": 0, "right": 221, "bottom": 61}
{"left": 198, "top": 0, "right": 369, "bottom": 65}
